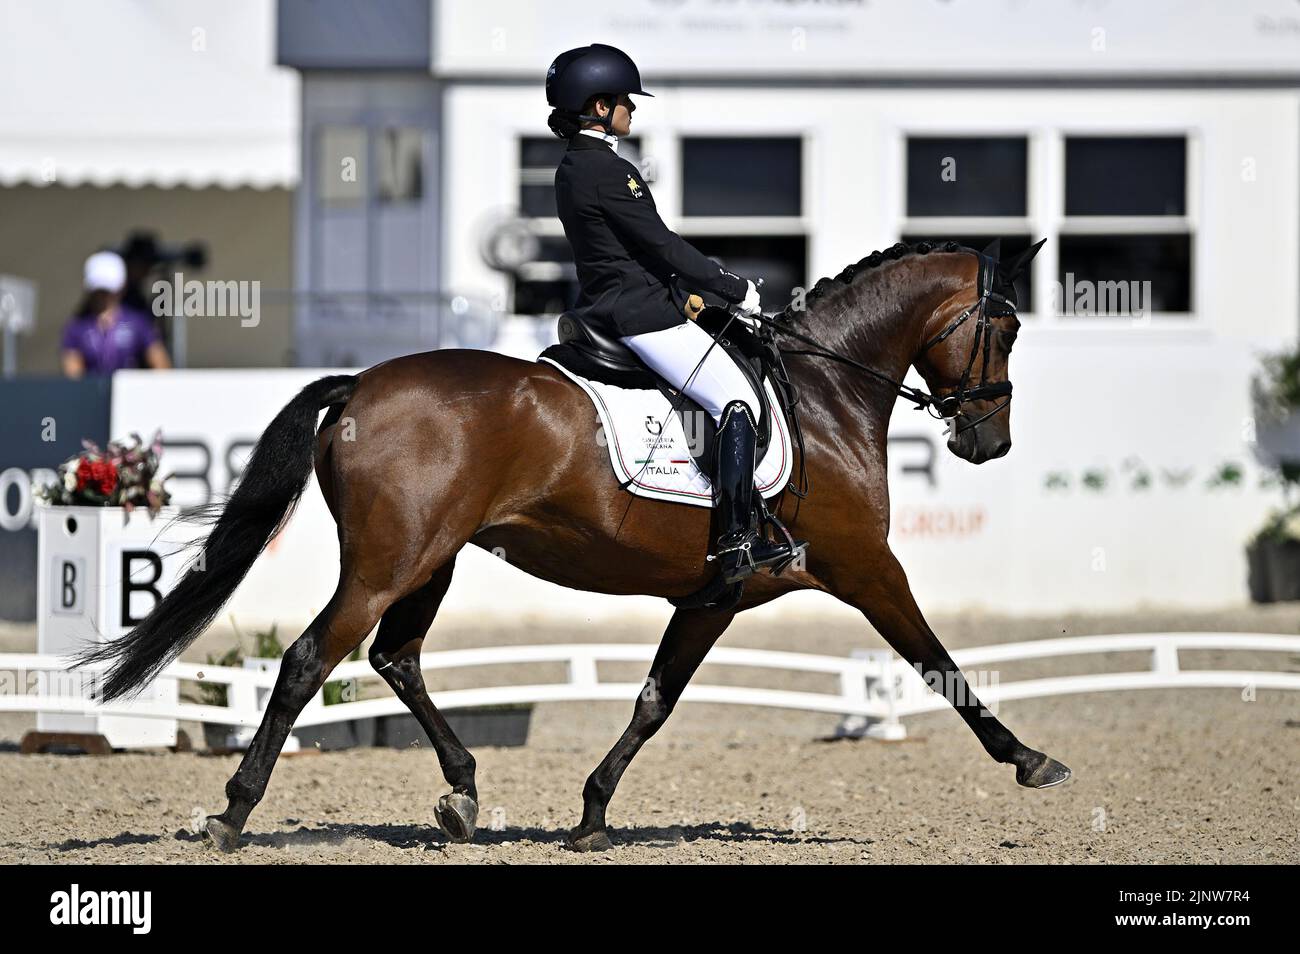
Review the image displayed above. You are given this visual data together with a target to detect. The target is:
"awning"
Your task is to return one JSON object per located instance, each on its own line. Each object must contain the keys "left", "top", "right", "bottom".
{"left": 0, "top": 0, "right": 298, "bottom": 189}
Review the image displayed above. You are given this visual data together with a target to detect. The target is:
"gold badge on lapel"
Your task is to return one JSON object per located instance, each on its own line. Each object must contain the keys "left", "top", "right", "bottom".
{"left": 626, "top": 175, "right": 644, "bottom": 198}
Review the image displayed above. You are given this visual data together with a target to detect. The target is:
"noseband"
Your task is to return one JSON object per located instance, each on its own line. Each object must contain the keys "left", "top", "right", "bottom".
{"left": 755, "top": 250, "right": 1015, "bottom": 433}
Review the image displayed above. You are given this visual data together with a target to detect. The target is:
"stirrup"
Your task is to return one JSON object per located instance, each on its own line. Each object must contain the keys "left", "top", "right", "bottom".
{"left": 755, "top": 500, "right": 808, "bottom": 577}
{"left": 707, "top": 535, "right": 757, "bottom": 583}
{"left": 707, "top": 530, "right": 805, "bottom": 583}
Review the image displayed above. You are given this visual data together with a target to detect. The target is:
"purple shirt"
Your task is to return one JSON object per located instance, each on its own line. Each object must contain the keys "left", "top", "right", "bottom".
{"left": 60, "top": 306, "right": 161, "bottom": 373}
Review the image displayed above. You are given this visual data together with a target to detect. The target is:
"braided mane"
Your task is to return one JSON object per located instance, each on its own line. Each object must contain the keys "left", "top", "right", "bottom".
{"left": 780, "top": 240, "right": 965, "bottom": 322}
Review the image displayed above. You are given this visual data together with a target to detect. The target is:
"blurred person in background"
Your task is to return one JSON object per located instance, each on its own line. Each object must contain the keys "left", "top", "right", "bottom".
{"left": 118, "top": 230, "right": 208, "bottom": 323}
{"left": 60, "top": 250, "right": 171, "bottom": 377}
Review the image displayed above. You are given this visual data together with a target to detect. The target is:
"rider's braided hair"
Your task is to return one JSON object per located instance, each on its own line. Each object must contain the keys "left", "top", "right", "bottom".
{"left": 547, "top": 108, "right": 583, "bottom": 139}
{"left": 547, "top": 93, "right": 614, "bottom": 139}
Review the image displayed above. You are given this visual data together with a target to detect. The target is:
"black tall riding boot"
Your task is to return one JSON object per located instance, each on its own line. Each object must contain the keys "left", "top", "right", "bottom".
{"left": 712, "top": 401, "right": 802, "bottom": 583}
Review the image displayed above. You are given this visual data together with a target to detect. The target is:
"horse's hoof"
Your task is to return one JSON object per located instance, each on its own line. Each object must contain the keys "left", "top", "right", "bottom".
{"left": 567, "top": 829, "right": 613, "bottom": 852}
{"left": 434, "top": 792, "right": 478, "bottom": 843}
{"left": 1015, "top": 749, "right": 1072, "bottom": 789}
{"left": 203, "top": 815, "right": 242, "bottom": 853}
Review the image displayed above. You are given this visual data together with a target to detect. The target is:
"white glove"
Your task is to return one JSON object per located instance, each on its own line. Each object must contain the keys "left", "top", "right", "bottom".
{"left": 738, "top": 280, "right": 762, "bottom": 319}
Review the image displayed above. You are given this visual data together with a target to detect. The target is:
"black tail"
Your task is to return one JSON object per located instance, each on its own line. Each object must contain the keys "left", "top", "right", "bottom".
{"left": 75, "top": 374, "right": 359, "bottom": 702}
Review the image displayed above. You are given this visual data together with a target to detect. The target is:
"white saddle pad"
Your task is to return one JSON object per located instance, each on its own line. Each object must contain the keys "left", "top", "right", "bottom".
{"left": 541, "top": 357, "right": 794, "bottom": 508}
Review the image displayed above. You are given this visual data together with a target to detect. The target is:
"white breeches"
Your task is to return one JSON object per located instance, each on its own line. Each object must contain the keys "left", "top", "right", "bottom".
{"left": 620, "top": 320, "right": 762, "bottom": 425}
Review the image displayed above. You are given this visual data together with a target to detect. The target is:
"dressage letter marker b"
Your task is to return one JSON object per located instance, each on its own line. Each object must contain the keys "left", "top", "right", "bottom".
{"left": 120, "top": 549, "right": 164, "bottom": 627}
{"left": 50, "top": 557, "right": 85, "bottom": 616}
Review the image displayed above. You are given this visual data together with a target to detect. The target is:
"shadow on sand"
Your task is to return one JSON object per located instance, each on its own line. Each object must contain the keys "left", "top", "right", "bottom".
{"left": 39, "top": 819, "right": 872, "bottom": 854}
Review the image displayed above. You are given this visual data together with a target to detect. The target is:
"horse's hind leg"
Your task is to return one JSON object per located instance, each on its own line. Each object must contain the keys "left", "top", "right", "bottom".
{"left": 368, "top": 558, "right": 479, "bottom": 843}
{"left": 204, "top": 577, "right": 390, "bottom": 852}
{"left": 569, "top": 606, "right": 737, "bottom": 852}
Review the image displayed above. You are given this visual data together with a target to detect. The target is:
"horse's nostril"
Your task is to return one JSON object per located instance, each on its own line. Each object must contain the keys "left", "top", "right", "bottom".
{"left": 993, "top": 439, "right": 1011, "bottom": 458}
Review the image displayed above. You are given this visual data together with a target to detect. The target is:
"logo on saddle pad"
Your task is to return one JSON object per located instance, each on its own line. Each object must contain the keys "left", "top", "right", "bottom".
{"left": 626, "top": 175, "right": 644, "bottom": 198}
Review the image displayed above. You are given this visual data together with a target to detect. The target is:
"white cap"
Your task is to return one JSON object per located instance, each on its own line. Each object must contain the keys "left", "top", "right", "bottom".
{"left": 83, "top": 251, "right": 126, "bottom": 293}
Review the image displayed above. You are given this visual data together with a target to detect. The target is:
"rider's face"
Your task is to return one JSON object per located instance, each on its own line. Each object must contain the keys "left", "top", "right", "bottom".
{"left": 605, "top": 94, "right": 634, "bottom": 136}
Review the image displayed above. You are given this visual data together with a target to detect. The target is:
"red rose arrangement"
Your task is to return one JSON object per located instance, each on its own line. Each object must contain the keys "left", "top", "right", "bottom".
{"left": 36, "top": 431, "right": 171, "bottom": 515}
{"left": 76, "top": 457, "right": 119, "bottom": 496}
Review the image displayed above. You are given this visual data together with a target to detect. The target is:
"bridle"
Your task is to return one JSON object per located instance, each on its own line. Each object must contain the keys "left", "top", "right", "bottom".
{"left": 753, "top": 250, "right": 1016, "bottom": 435}
{"left": 918, "top": 251, "right": 1016, "bottom": 432}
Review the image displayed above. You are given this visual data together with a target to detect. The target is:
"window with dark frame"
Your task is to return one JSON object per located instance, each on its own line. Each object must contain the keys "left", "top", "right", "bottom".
{"left": 902, "top": 132, "right": 1194, "bottom": 318}
{"left": 1060, "top": 135, "right": 1192, "bottom": 316}
{"left": 679, "top": 137, "right": 806, "bottom": 307}
{"left": 903, "top": 136, "right": 1032, "bottom": 310}
{"left": 1065, "top": 136, "right": 1185, "bottom": 216}
{"left": 682, "top": 137, "right": 802, "bottom": 217}
{"left": 906, "top": 137, "right": 1028, "bottom": 218}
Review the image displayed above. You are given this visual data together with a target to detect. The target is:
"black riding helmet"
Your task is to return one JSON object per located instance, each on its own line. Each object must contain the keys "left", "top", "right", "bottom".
{"left": 546, "top": 43, "right": 652, "bottom": 134}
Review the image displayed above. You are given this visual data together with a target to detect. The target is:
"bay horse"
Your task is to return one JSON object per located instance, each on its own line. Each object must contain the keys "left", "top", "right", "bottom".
{"left": 81, "top": 239, "right": 1069, "bottom": 853}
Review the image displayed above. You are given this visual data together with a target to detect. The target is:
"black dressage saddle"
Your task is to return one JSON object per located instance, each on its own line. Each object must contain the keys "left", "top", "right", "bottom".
{"left": 540, "top": 309, "right": 777, "bottom": 473}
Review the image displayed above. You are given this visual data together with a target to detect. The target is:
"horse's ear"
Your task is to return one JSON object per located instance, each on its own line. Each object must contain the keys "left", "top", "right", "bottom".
{"left": 1000, "top": 237, "right": 1047, "bottom": 282}
{"left": 980, "top": 238, "right": 1002, "bottom": 262}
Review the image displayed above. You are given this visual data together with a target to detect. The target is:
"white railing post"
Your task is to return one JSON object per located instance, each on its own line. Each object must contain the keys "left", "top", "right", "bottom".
{"left": 841, "top": 649, "right": 907, "bottom": 739}
{"left": 568, "top": 648, "right": 599, "bottom": 691}
{"left": 865, "top": 650, "right": 906, "bottom": 740}
{"left": 1152, "top": 642, "right": 1181, "bottom": 676}
{"left": 226, "top": 677, "right": 259, "bottom": 728}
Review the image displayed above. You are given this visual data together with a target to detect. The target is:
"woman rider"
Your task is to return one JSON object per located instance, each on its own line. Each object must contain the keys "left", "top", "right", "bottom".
{"left": 546, "top": 43, "right": 800, "bottom": 583}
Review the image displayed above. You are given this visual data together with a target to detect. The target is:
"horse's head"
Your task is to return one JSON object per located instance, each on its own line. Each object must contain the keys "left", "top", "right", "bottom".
{"left": 913, "top": 239, "right": 1044, "bottom": 465}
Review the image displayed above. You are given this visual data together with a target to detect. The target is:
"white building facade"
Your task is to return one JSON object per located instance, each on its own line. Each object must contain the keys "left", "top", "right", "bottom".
{"left": 429, "top": 1, "right": 1300, "bottom": 613}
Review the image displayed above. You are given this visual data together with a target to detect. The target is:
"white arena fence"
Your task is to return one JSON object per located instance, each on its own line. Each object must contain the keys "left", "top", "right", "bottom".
{"left": 2, "top": 633, "right": 1298, "bottom": 743}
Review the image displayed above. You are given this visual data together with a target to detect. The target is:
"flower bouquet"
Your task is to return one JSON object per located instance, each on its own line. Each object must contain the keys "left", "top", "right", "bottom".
{"left": 35, "top": 431, "right": 172, "bottom": 516}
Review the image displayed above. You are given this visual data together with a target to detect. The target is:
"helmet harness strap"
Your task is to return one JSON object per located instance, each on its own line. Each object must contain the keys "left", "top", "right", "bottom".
{"left": 576, "top": 92, "right": 617, "bottom": 133}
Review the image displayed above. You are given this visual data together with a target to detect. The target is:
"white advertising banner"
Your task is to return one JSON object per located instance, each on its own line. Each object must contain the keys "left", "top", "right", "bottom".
{"left": 111, "top": 344, "right": 1276, "bottom": 631}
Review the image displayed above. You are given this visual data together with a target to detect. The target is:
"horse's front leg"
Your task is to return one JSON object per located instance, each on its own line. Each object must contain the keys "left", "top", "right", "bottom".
{"left": 829, "top": 546, "right": 1070, "bottom": 788}
{"left": 568, "top": 606, "right": 737, "bottom": 852}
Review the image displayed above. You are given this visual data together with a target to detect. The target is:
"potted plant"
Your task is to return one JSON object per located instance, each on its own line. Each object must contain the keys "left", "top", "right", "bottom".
{"left": 1252, "top": 349, "right": 1300, "bottom": 469}
{"left": 1247, "top": 504, "right": 1300, "bottom": 603}
{"left": 1248, "top": 347, "right": 1300, "bottom": 602}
